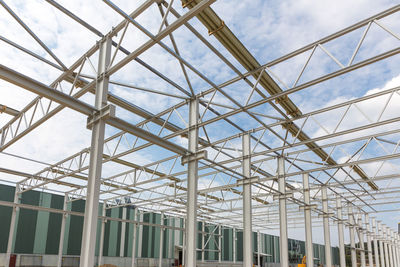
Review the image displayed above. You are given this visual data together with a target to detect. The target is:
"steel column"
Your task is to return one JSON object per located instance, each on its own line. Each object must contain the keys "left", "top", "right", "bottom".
{"left": 257, "top": 231, "right": 261, "bottom": 267}
{"left": 322, "top": 186, "right": 332, "bottom": 267}
{"left": 6, "top": 184, "right": 19, "bottom": 267}
{"left": 365, "top": 214, "right": 373, "bottom": 267}
{"left": 278, "top": 156, "right": 288, "bottom": 267}
{"left": 349, "top": 205, "right": 357, "bottom": 267}
{"left": 303, "top": 173, "right": 314, "bottom": 267}
{"left": 185, "top": 98, "right": 199, "bottom": 267}
{"left": 379, "top": 222, "right": 386, "bottom": 267}
{"left": 386, "top": 227, "right": 397, "bottom": 267}
{"left": 201, "top": 221, "right": 205, "bottom": 262}
{"left": 358, "top": 213, "right": 366, "bottom": 267}
{"left": 372, "top": 218, "right": 380, "bottom": 267}
{"left": 242, "top": 133, "right": 253, "bottom": 267}
{"left": 57, "top": 194, "right": 68, "bottom": 267}
{"left": 79, "top": 36, "right": 111, "bottom": 267}
{"left": 384, "top": 227, "right": 390, "bottom": 267}
{"left": 233, "top": 227, "right": 236, "bottom": 263}
{"left": 97, "top": 205, "right": 106, "bottom": 267}
{"left": 159, "top": 213, "right": 164, "bottom": 267}
{"left": 336, "top": 197, "right": 346, "bottom": 267}
{"left": 131, "top": 208, "right": 138, "bottom": 267}
{"left": 120, "top": 207, "right": 127, "bottom": 257}
{"left": 219, "top": 224, "right": 222, "bottom": 263}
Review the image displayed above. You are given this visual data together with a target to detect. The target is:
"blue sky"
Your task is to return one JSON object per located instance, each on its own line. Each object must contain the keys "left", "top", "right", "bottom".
{"left": 0, "top": 0, "right": 400, "bottom": 245}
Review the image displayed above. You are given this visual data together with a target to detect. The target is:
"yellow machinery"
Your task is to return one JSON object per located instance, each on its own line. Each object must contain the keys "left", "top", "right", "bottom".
{"left": 297, "top": 255, "right": 306, "bottom": 267}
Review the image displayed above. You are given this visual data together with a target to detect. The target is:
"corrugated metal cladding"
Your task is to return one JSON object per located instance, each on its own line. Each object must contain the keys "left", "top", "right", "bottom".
{"left": 0, "top": 184, "right": 339, "bottom": 264}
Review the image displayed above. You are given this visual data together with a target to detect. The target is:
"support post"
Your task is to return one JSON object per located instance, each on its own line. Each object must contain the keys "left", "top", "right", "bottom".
{"left": 57, "top": 194, "right": 68, "bottom": 267}
{"left": 218, "top": 224, "right": 222, "bottom": 263}
{"left": 336, "top": 197, "right": 345, "bottom": 267}
{"left": 257, "top": 231, "right": 261, "bottom": 267}
{"left": 242, "top": 133, "right": 253, "bottom": 267}
{"left": 131, "top": 208, "right": 138, "bottom": 267}
{"left": 159, "top": 213, "right": 164, "bottom": 267}
{"left": 379, "top": 222, "right": 386, "bottom": 267}
{"left": 120, "top": 207, "right": 127, "bottom": 257}
{"left": 384, "top": 226, "right": 390, "bottom": 267}
{"left": 365, "top": 214, "right": 373, "bottom": 267}
{"left": 6, "top": 184, "right": 19, "bottom": 267}
{"left": 233, "top": 227, "right": 236, "bottom": 264}
{"left": 185, "top": 98, "right": 199, "bottom": 267}
{"left": 303, "top": 173, "right": 314, "bottom": 267}
{"left": 372, "top": 218, "right": 380, "bottom": 267}
{"left": 278, "top": 156, "right": 288, "bottom": 267}
{"left": 349, "top": 205, "right": 357, "bottom": 267}
{"left": 79, "top": 36, "right": 111, "bottom": 267}
{"left": 386, "top": 227, "right": 397, "bottom": 267}
{"left": 357, "top": 213, "right": 366, "bottom": 267}
{"left": 322, "top": 186, "right": 332, "bottom": 267}
{"left": 98, "top": 204, "right": 106, "bottom": 267}
{"left": 201, "top": 221, "right": 205, "bottom": 262}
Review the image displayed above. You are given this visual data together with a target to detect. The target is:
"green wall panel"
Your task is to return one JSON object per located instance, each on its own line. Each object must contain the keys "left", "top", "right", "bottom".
{"left": 14, "top": 190, "right": 41, "bottom": 253}
{"left": 46, "top": 194, "right": 64, "bottom": 254}
{"left": 67, "top": 200, "right": 85, "bottom": 255}
{"left": 0, "top": 185, "right": 15, "bottom": 253}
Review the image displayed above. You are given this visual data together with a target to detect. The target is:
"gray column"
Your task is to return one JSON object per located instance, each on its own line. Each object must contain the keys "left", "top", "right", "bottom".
{"left": 80, "top": 36, "right": 111, "bottom": 267}
{"left": 386, "top": 227, "right": 397, "bottom": 267}
{"left": 303, "top": 173, "right": 314, "bottom": 267}
{"left": 349, "top": 205, "right": 357, "bottom": 267}
{"left": 365, "top": 214, "right": 373, "bottom": 267}
{"left": 201, "top": 221, "right": 205, "bottom": 262}
{"left": 384, "top": 226, "right": 390, "bottom": 267}
{"left": 257, "top": 231, "right": 261, "bottom": 267}
{"left": 185, "top": 99, "right": 199, "bottom": 267}
{"left": 322, "top": 186, "right": 332, "bottom": 267}
{"left": 159, "top": 213, "right": 164, "bottom": 267}
{"left": 131, "top": 208, "right": 138, "bottom": 267}
{"left": 379, "top": 222, "right": 386, "bottom": 267}
{"left": 98, "top": 204, "right": 106, "bottom": 267}
{"left": 6, "top": 184, "right": 19, "bottom": 267}
{"left": 120, "top": 207, "right": 127, "bottom": 257}
{"left": 233, "top": 227, "right": 236, "bottom": 264}
{"left": 242, "top": 133, "right": 253, "bottom": 267}
{"left": 278, "top": 156, "right": 288, "bottom": 267}
{"left": 357, "top": 213, "right": 366, "bottom": 267}
{"left": 57, "top": 194, "right": 68, "bottom": 267}
{"left": 336, "top": 197, "right": 346, "bottom": 267}
{"left": 219, "top": 225, "right": 222, "bottom": 263}
{"left": 372, "top": 218, "right": 380, "bottom": 267}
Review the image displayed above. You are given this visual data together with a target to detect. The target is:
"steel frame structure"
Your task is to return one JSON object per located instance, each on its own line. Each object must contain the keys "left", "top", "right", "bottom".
{"left": 1, "top": 1, "right": 400, "bottom": 267}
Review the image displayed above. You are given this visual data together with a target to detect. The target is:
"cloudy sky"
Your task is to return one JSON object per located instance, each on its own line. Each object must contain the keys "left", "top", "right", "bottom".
{"left": 1, "top": 0, "right": 400, "bottom": 246}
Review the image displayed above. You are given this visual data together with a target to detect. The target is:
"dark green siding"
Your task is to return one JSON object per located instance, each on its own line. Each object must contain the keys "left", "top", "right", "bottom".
{"left": 0, "top": 185, "right": 15, "bottom": 253}
{"left": 45, "top": 194, "right": 64, "bottom": 254}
